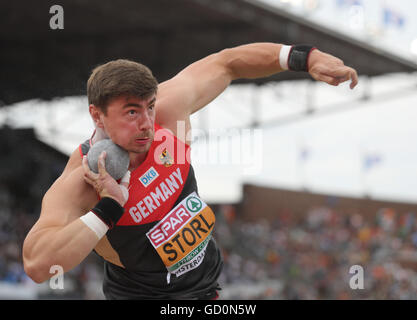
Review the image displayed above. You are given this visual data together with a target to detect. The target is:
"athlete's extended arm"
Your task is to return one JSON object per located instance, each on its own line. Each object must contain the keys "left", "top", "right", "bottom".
{"left": 23, "top": 151, "right": 129, "bottom": 283}
{"left": 156, "top": 43, "right": 358, "bottom": 131}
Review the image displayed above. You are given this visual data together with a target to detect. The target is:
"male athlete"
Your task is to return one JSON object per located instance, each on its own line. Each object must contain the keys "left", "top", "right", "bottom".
{"left": 23, "top": 43, "right": 358, "bottom": 299}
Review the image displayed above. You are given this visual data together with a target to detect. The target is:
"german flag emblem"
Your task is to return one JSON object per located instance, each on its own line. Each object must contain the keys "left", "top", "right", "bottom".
{"left": 160, "top": 148, "right": 174, "bottom": 167}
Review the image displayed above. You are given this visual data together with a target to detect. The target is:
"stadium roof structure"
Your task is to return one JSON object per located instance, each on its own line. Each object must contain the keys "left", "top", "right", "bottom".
{"left": 2, "top": 0, "right": 417, "bottom": 105}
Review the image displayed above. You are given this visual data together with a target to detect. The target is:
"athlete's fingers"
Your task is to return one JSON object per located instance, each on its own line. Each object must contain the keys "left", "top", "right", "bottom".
{"left": 335, "top": 73, "right": 350, "bottom": 83}
{"left": 349, "top": 68, "right": 359, "bottom": 89}
{"left": 315, "top": 73, "right": 340, "bottom": 86}
{"left": 83, "top": 174, "right": 95, "bottom": 187}
{"left": 326, "top": 66, "right": 349, "bottom": 77}
{"left": 82, "top": 155, "right": 99, "bottom": 180}
{"left": 97, "top": 151, "right": 108, "bottom": 176}
{"left": 119, "top": 170, "right": 131, "bottom": 202}
{"left": 82, "top": 155, "right": 90, "bottom": 173}
{"left": 324, "top": 66, "right": 358, "bottom": 89}
{"left": 120, "top": 170, "right": 131, "bottom": 187}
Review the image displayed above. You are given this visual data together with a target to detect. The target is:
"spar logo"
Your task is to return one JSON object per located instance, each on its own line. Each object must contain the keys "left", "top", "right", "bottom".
{"left": 146, "top": 192, "right": 216, "bottom": 277}
{"left": 147, "top": 205, "right": 191, "bottom": 246}
{"left": 139, "top": 167, "right": 159, "bottom": 187}
{"left": 186, "top": 196, "right": 202, "bottom": 212}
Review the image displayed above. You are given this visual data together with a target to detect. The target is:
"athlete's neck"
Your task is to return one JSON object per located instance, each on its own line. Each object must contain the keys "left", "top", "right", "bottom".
{"left": 128, "top": 151, "right": 148, "bottom": 171}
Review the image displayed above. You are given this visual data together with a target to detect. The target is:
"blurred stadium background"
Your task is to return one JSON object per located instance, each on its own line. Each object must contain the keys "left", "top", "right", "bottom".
{"left": 1, "top": 0, "right": 417, "bottom": 299}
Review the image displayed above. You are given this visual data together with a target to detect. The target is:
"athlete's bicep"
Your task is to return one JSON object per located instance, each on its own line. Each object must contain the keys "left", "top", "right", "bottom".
{"left": 156, "top": 51, "right": 232, "bottom": 127}
{"left": 30, "top": 166, "right": 97, "bottom": 234}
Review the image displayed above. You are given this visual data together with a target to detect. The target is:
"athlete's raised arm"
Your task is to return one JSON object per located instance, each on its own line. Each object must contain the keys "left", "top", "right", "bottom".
{"left": 155, "top": 43, "right": 358, "bottom": 132}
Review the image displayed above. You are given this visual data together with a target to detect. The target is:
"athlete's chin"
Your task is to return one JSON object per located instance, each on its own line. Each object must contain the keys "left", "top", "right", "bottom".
{"left": 129, "top": 141, "right": 152, "bottom": 154}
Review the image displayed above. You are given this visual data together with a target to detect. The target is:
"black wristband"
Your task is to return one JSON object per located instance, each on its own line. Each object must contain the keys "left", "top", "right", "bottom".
{"left": 288, "top": 45, "right": 316, "bottom": 72}
{"left": 91, "top": 197, "right": 124, "bottom": 229}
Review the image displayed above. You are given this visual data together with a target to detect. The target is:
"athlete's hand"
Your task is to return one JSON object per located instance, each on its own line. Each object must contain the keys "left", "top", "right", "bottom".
{"left": 308, "top": 49, "right": 358, "bottom": 89}
{"left": 82, "top": 151, "right": 131, "bottom": 206}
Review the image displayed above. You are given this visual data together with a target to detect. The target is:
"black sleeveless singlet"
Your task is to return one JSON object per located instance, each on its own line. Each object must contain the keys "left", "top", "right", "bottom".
{"left": 79, "top": 124, "right": 223, "bottom": 299}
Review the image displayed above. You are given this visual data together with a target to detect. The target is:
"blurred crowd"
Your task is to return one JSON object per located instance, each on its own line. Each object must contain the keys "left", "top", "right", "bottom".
{"left": 214, "top": 203, "right": 417, "bottom": 299}
{"left": 0, "top": 186, "right": 105, "bottom": 299}
{"left": 2, "top": 184, "right": 417, "bottom": 299}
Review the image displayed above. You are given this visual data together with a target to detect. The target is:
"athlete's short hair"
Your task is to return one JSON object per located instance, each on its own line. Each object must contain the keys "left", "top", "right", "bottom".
{"left": 87, "top": 59, "right": 158, "bottom": 114}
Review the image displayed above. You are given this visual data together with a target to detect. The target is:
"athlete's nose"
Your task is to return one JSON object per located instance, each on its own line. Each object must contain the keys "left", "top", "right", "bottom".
{"left": 137, "top": 109, "right": 153, "bottom": 132}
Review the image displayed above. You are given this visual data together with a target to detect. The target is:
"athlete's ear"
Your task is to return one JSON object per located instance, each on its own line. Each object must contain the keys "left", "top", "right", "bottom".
{"left": 89, "top": 104, "right": 105, "bottom": 129}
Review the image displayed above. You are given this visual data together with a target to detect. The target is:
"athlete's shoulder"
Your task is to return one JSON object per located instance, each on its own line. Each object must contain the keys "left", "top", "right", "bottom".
{"left": 60, "top": 143, "right": 86, "bottom": 179}
{"left": 43, "top": 145, "right": 97, "bottom": 215}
